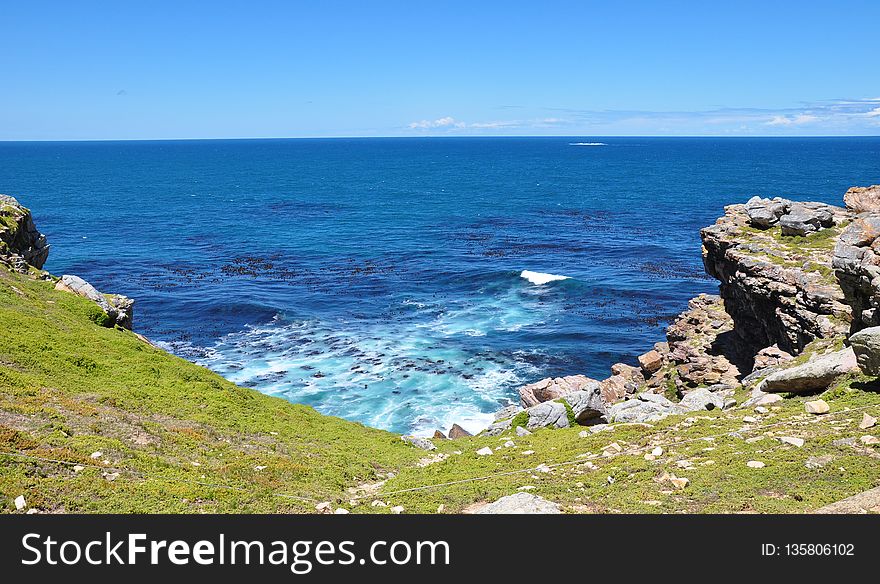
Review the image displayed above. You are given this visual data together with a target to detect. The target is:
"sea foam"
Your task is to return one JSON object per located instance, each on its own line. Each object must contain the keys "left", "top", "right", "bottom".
{"left": 520, "top": 270, "right": 570, "bottom": 285}
{"left": 569, "top": 142, "right": 607, "bottom": 146}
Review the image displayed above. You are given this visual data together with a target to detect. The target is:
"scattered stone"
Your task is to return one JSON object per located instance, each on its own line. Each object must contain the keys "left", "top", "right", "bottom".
{"left": 401, "top": 435, "right": 436, "bottom": 451}
{"left": 746, "top": 461, "right": 766, "bottom": 469}
{"left": 390, "top": 506, "right": 405, "bottom": 514}
{"left": 334, "top": 508, "right": 350, "bottom": 515}
{"left": 476, "top": 447, "right": 493, "bottom": 456}
{"left": 578, "top": 430, "right": 589, "bottom": 438}
{"left": 448, "top": 424, "right": 472, "bottom": 439}
{"left": 73, "top": 465, "right": 85, "bottom": 473}
{"left": 670, "top": 477, "right": 690, "bottom": 489}
{"left": 779, "top": 436, "right": 805, "bottom": 448}
{"left": 515, "top": 426, "right": 532, "bottom": 437}
{"left": 370, "top": 500, "right": 387, "bottom": 508}
{"left": 473, "top": 492, "right": 561, "bottom": 514}
{"left": 90, "top": 451, "right": 103, "bottom": 459}
{"left": 805, "top": 455, "right": 834, "bottom": 469}
{"left": 521, "top": 450, "right": 535, "bottom": 455}
{"left": 493, "top": 405, "right": 521, "bottom": 421}
{"left": 483, "top": 419, "right": 512, "bottom": 437}
{"left": 743, "top": 416, "right": 758, "bottom": 423}
{"left": 762, "top": 348, "right": 858, "bottom": 394}
{"left": 742, "top": 392, "right": 784, "bottom": 408}
{"left": 861, "top": 435, "right": 880, "bottom": 445}
{"left": 805, "top": 400, "right": 831, "bottom": 415}
{"left": 753, "top": 344, "right": 795, "bottom": 371}
{"left": 535, "top": 464, "right": 552, "bottom": 473}
{"left": 503, "top": 440, "right": 515, "bottom": 448}
{"left": 437, "top": 504, "right": 445, "bottom": 513}
{"left": 253, "top": 465, "right": 267, "bottom": 471}
{"left": 859, "top": 413, "right": 877, "bottom": 429}
{"left": 755, "top": 406, "right": 769, "bottom": 414}
{"left": 14, "top": 495, "right": 26, "bottom": 510}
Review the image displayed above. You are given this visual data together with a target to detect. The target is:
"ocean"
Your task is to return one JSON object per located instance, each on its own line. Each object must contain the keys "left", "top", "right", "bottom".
{"left": 2, "top": 137, "right": 878, "bottom": 434}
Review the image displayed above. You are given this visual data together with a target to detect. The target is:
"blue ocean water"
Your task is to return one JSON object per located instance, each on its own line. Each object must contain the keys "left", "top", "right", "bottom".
{"left": 1, "top": 137, "right": 878, "bottom": 434}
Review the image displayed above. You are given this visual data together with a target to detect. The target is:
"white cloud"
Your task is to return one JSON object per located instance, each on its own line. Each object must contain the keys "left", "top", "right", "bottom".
{"left": 864, "top": 107, "right": 880, "bottom": 118}
{"left": 765, "top": 114, "right": 819, "bottom": 126}
{"left": 407, "top": 116, "right": 465, "bottom": 129}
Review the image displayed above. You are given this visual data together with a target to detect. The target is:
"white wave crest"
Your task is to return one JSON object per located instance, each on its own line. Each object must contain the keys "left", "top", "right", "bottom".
{"left": 520, "top": 270, "right": 570, "bottom": 285}
{"left": 569, "top": 142, "right": 607, "bottom": 146}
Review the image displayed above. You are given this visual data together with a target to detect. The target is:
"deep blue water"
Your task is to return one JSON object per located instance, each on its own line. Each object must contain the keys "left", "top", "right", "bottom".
{"left": 2, "top": 137, "right": 879, "bottom": 434}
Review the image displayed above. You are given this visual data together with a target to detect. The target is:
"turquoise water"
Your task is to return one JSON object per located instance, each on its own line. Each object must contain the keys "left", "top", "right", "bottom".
{"left": 2, "top": 137, "right": 878, "bottom": 434}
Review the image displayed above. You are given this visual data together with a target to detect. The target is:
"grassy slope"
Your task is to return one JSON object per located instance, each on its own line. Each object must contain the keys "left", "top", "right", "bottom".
{"left": 1, "top": 268, "right": 879, "bottom": 514}
{"left": 0, "top": 269, "right": 422, "bottom": 512}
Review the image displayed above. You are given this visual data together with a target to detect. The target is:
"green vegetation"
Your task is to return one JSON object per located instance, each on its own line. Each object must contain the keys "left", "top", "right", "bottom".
{"left": 1, "top": 266, "right": 878, "bottom": 514}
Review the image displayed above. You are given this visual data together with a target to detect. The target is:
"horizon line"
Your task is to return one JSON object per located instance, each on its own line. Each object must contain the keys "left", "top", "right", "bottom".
{"left": 2, "top": 134, "right": 880, "bottom": 143}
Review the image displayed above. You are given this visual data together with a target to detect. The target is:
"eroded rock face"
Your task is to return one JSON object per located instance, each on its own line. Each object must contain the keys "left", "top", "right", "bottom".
{"left": 848, "top": 326, "right": 880, "bottom": 376}
{"left": 702, "top": 202, "right": 851, "bottom": 354}
{"left": 843, "top": 185, "right": 880, "bottom": 213}
{"left": 832, "top": 215, "right": 880, "bottom": 331}
{"left": 518, "top": 375, "right": 600, "bottom": 408}
{"left": 0, "top": 194, "right": 50, "bottom": 272}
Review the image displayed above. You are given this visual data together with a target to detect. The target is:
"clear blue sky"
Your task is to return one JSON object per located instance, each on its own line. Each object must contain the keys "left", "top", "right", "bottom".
{"left": 2, "top": 0, "right": 879, "bottom": 139}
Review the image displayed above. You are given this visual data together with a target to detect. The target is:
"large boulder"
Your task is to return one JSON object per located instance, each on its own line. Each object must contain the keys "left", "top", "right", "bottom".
{"left": 524, "top": 401, "right": 569, "bottom": 430}
{"left": 0, "top": 194, "right": 50, "bottom": 272}
{"left": 518, "top": 375, "right": 599, "bottom": 408}
{"left": 679, "top": 387, "right": 727, "bottom": 411}
{"left": 848, "top": 326, "right": 880, "bottom": 375}
{"left": 843, "top": 185, "right": 880, "bottom": 213}
{"left": 779, "top": 202, "right": 835, "bottom": 237}
{"left": 564, "top": 388, "right": 607, "bottom": 423}
{"left": 55, "top": 274, "right": 134, "bottom": 329}
{"left": 744, "top": 196, "right": 791, "bottom": 228}
{"left": 473, "top": 492, "right": 561, "bottom": 514}
{"left": 607, "top": 393, "right": 686, "bottom": 423}
{"left": 761, "top": 347, "right": 858, "bottom": 393}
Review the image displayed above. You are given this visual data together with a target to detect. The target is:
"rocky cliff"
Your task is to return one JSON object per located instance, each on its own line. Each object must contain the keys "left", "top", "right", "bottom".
{"left": 0, "top": 194, "right": 50, "bottom": 272}
{"left": 494, "top": 185, "right": 880, "bottom": 433}
{"left": 0, "top": 194, "right": 133, "bottom": 329}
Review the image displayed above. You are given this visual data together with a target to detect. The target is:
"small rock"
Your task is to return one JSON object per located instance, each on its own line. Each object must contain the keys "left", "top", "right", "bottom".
{"left": 515, "top": 426, "right": 532, "bottom": 437}
{"left": 743, "top": 416, "right": 759, "bottom": 423}
{"left": 521, "top": 450, "right": 535, "bottom": 455}
{"left": 73, "top": 465, "right": 85, "bottom": 473}
{"left": 90, "top": 451, "right": 103, "bottom": 459}
{"left": 103, "top": 472, "right": 120, "bottom": 481}
{"left": 437, "top": 504, "right": 445, "bottom": 513}
{"left": 755, "top": 406, "right": 769, "bottom": 414}
{"left": 779, "top": 436, "right": 805, "bottom": 448}
{"left": 503, "top": 440, "right": 515, "bottom": 448}
{"left": 14, "top": 495, "right": 26, "bottom": 510}
{"left": 253, "top": 465, "right": 267, "bottom": 471}
{"left": 670, "top": 477, "right": 689, "bottom": 489}
{"left": 370, "top": 500, "right": 387, "bottom": 508}
{"left": 315, "top": 501, "right": 332, "bottom": 513}
{"left": 805, "top": 455, "right": 834, "bottom": 469}
{"left": 474, "top": 492, "right": 561, "bottom": 514}
{"left": 448, "top": 424, "right": 472, "bottom": 439}
{"left": 746, "top": 461, "right": 766, "bottom": 469}
{"left": 651, "top": 446, "right": 663, "bottom": 456}
{"left": 390, "top": 506, "right": 405, "bottom": 514}
{"left": 859, "top": 413, "right": 877, "bottom": 429}
{"left": 334, "top": 508, "right": 350, "bottom": 514}
{"left": 805, "top": 400, "right": 830, "bottom": 415}
{"left": 402, "top": 435, "right": 436, "bottom": 451}
{"left": 476, "top": 447, "right": 494, "bottom": 456}
{"left": 861, "top": 435, "right": 880, "bottom": 445}
{"left": 535, "top": 464, "right": 552, "bottom": 473}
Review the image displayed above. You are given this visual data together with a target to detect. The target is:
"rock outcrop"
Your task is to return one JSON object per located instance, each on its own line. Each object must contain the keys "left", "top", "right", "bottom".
{"left": 702, "top": 201, "right": 851, "bottom": 355}
{"left": 0, "top": 194, "right": 50, "bottom": 272}
{"left": 832, "top": 215, "right": 880, "bottom": 331}
{"left": 848, "top": 326, "right": 880, "bottom": 376}
{"left": 843, "top": 185, "right": 880, "bottom": 213}
{"left": 518, "top": 375, "right": 599, "bottom": 408}
{"left": 55, "top": 275, "right": 134, "bottom": 329}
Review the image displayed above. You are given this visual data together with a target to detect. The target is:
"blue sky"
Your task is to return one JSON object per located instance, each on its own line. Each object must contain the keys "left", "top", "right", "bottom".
{"left": 2, "top": 0, "right": 879, "bottom": 139}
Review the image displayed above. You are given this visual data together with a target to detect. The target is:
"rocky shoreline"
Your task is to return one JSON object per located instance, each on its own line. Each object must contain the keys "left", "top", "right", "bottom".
{"left": 421, "top": 184, "right": 880, "bottom": 445}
